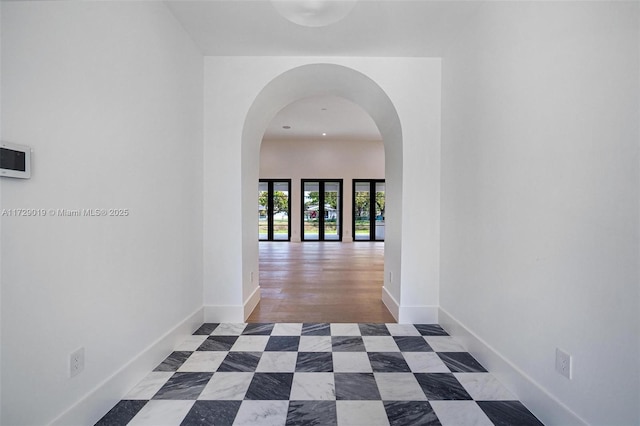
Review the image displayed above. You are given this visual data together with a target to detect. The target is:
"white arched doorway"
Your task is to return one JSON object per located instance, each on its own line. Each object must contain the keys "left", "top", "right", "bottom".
{"left": 202, "top": 57, "right": 441, "bottom": 324}
{"left": 241, "top": 64, "right": 403, "bottom": 320}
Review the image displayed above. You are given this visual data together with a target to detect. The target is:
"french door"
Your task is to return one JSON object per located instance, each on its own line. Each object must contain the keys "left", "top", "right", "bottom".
{"left": 259, "top": 179, "right": 291, "bottom": 241}
{"left": 353, "top": 179, "right": 385, "bottom": 241}
{"left": 301, "top": 179, "right": 343, "bottom": 241}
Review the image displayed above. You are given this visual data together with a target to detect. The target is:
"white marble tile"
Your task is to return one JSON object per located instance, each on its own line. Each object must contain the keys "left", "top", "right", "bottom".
{"left": 403, "top": 352, "right": 451, "bottom": 373}
{"left": 124, "top": 372, "right": 174, "bottom": 400}
{"left": 211, "top": 323, "right": 247, "bottom": 336}
{"left": 363, "top": 336, "right": 400, "bottom": 352}
{"left": 330, "top": 323, "right": 361, "bottom": 336}
{"left": 374, "top": 373, "right": 427, "bottom": 401}
{"left": 174, "top": 335, "right": 208, "bottom": 351}
{"left": 177, "top": 351, "right": 226, "bottom": 372}
{"left": 255, "top": 351, "right": 298, "bottom": 372}
{"left": 290, "top": 372, "right": 336, "bottom": 400}
{"left": 271, "top": 323, "right": 303, "bottom": 336}
{"left": 454, "top": 373, "right": 516, "bottom": 400}
{"left": 298, "top": 336, "right": 332, "bottom": 352}
{"left": 429, "top": 400, "right": 493, "bottom": 426}
{"left": 332, "top": 352, "right": 373, "bottom": 373}
{"left": 197, "top": 372, "right": 253, "bottom": 400}
{"left": 424, "top": 336, "right": 467, "bottom": 352}
{"left": 233, "top": 400, "right": 289, "bottom": 426}
{"left": 128, "top": 400, "right": 194, "bottom": 426}
{"left": 385, "top": 323, "right": 421, "bottom": 336}
{"left": 336, "top": 401, "right": 390, "bottom": 426}
{"left": 230, "top": 335, "right": 269, "bottom": 352}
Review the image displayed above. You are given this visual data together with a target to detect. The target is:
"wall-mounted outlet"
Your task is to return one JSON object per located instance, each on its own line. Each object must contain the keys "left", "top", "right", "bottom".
{"left": 389, "top": 271, "right": 393, "bottom": 284}
{"left": 250, "top": 271, "right": 254, "bottom": 283}
{"left": 555, "top": 348, "right": 572, "bottom": 379}
{"left": 70, "top": 347, "right": 85, "bottom": 378}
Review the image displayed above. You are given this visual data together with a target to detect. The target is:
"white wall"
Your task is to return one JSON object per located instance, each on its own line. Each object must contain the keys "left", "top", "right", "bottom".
{"left": 440, "top": 2, "right": 639, "bottom": 425}
{"left": 260, "top": 138, "right": 384, "bottom": 242}
{"left": 203, "top": 57, "right": 441, "bottom": 323}
{"left": 1, "top": 2, "right": 203, "bottom": 425}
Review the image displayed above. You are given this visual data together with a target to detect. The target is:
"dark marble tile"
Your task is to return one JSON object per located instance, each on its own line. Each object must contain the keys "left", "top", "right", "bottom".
{"left": 334, "top": 373, "right": 381, "bottom": 400}
{"left": 414, "top": 324, "right": 449, "bottom": 336}
{"left": 193, "top": 323, "right": 219, "bottom": 335}
{"left": 217, "top": 352, "right": 262, "bottom": 372}
{"left": 180, "top": 400, "right": 241, "bottom": 426}
{"left": 286, "top": 401, "right": 337, "bottom": 426}
{"left": 245, "top": 373, "right": 294, "bottom": 400}
{"left": 95, "top": 400, "right": 147, "bottom": 425}
{"left": 153, "top": 351, "right": 192, "bottom": 372}
{"left": 384, "top": 401, "right": 441, "bottom": 426}
{"left": 368, "top": 352, "right": 411, "bottom": 372}
{"left": 295, "top": 352, "right": 333, "bottom": 372}
{"left": 153, "top": 372, "right": 213, "bottom": 400}
{"left": 477, "top": 401, "right": 544, "bottom": 426}
{"left": 302, "top": 323, "right": 331, "bottom": 336}
{"left": 437, "top": 352, "right": 487, "bottom": 373}
{"left": 359, "top": 323, "right": 391, "bottom": 336}
{"left": 393, "top": 336, "right": 433, "bottom": 352}
{"left": 265, "top": 336, "right": 300, "bottom": 352}
{"left": 332, "top": 336, "right": 366, "bottom": 352}
{"left": 414, "top": 373, "right": 472, "bottom": 400}
{"left": 242, "top": 323, "right": 275, "bottom": 335}
{"left": 197, "top": 336, "right": 238, "bottom": 351}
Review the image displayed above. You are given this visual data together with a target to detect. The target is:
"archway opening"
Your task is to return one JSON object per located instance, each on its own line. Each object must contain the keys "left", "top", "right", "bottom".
{"left": 241, "top": 63, "right": 403, "bottom": 322}
{"left": 250, "top": 94, "right": 389, "bottom": 322}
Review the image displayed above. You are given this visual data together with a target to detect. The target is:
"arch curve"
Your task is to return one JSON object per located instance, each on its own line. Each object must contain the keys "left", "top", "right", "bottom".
{"left": 240, "top": 63, "right": 403, "bottom": 319}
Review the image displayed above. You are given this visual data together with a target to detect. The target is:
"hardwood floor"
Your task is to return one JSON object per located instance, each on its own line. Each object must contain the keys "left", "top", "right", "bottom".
{"left": 247, "top": 241, "right": 395, "bottom": 323}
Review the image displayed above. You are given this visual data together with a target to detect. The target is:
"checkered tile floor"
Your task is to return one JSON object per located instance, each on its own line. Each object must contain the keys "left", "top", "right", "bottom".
{"left": 96, "top": 323, "right": 544, "bottom": 425}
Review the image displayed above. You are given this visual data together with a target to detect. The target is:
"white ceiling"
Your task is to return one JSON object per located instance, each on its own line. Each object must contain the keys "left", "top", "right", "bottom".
{"left": 165, "top": 0, "right": 480, "bottom": 141}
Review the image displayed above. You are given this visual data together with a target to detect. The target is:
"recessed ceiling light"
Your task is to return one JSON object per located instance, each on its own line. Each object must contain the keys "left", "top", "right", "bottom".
{"left": 321, "top": 108, "right": 327, "bottom": 111}
{"left": 322, "top": 132, "right": 327, "bottom": 136}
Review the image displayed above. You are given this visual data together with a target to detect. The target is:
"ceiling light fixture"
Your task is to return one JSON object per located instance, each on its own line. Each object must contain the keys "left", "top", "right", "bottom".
{"left": 271, "top": 0, "right": 358, "bottom": 28}
{"left": 322, "top": 132, "right": 327, "bottom": 136}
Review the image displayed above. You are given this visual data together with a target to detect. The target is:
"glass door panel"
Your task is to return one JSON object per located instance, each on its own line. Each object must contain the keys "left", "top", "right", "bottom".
{"left": 323, "top": 182, "right": 341, "bottom": 241}
{"left": 375, "top": 181, "right": 385, "bottom": 241}
{"left": 354, "top": 181, "right": 371, "bottom": 241}
{"left": 303, "top": 181, "right": 320, "bottom": 240}
{"left": 259, "top": 179, "right": 291, "bottom": 241}
{"left": 258, "top": 181, "right": 269, "bottom": 241}
{"left": 272, "top": 181, "right": 290, "bottom": 241}
{"left": 353, "top": 179, "right": 385, "bottom": 241}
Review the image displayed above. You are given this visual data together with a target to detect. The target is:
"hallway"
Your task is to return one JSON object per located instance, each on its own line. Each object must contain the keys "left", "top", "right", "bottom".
{"left": 248, "top": 242, "right": 394, "bottom": 323}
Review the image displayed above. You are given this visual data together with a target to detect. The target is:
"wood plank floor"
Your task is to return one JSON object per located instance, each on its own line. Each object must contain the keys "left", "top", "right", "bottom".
{"left": 247, "top": 241, "right": 396, "bottom": 323}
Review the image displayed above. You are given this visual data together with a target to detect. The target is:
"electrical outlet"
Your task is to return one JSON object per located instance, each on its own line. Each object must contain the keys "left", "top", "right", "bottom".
{"left": 555, "top": 348, "right": 572, "bottom": 379}
{"left": 70, "top": 347, "right": 85, "bottom": 378}
{"left": 389, "top": 271, "right": 393, "bottom": 283}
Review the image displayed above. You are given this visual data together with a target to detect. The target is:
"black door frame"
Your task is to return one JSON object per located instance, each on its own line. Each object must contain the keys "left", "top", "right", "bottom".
{"left": 352, "top": 179, "right": 385, "bottom": 242}
{"left": 259, "top": 179, "right": 291, "bottom": 241}
{"left": 301, "top": 179, "right": 343, "bottom": 241}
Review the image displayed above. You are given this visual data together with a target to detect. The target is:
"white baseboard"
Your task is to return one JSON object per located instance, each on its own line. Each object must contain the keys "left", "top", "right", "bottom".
{"left": 204, "top": 305, "right": 245, "bottom": 323}
{"left": 438, "top": 307, "right": 587, "bottom": 426}
{"left": 50, "top": 307, "right": 204, "bottom": 426}
{"left": 243, "top": 286, "right": 261, "bottom": 320}
{"left": 381, "top": 286, "right": 399, "bottom": 321}
{"left": 398, "top": 305, "right": 439, "bottom": 324}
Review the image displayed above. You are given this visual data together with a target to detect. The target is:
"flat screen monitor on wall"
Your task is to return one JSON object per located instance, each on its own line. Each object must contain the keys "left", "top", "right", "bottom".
{"left": 1, "top": 141, "right": 31, "bottom": 179}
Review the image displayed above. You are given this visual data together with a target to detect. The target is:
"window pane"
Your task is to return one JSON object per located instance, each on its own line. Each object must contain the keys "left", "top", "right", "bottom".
{"left": 324, "top": 181, "right": 340, "bottom": 240}
{"left": 303, "top": 182, "right": 319, "bottom": 240}
{"left": 354, "top": 182, "right": 370, "bottom": 241}
{"left": 272, "top": 181, "right": 289, "bottom": 241}
{"left": 258, "top": 182, "right": 269, "bottom": 240}
{"left": 375, "top": 182, "right": 385, "bottom": 240}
